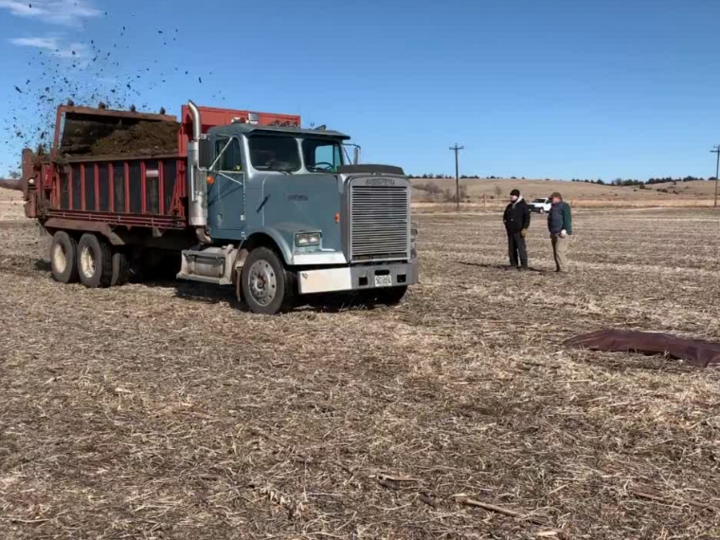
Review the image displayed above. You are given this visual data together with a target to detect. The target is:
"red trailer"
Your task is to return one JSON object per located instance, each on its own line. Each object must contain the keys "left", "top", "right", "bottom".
{"left": 25, "top": 103, "right": 300, "bottom": 228}
{"left": 16, "top": 102, "right": 301, "bottom": 285}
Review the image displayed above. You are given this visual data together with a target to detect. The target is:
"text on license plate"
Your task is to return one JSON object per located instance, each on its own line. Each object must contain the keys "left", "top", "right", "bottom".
{"left": 374, "top": 275, "right": 392, "bottom": 288}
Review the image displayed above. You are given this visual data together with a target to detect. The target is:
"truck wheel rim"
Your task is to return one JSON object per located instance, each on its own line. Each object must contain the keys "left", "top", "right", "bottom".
{"left": 248, "top": 260, "right": 277, "bottom": 306}
{"left": 53, "top": 243, "right": 67, "bottom": 273}
{"left": 80, "top": 246, "right": 96, "bottom": 278}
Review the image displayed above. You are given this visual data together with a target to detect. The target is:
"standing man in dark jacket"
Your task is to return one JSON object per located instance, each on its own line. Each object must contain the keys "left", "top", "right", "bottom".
{"left": 503, "top": 189, "right": 531, "bottom": 270}
{"left": 547, "top": 192, "right": 573, "bottom": 273}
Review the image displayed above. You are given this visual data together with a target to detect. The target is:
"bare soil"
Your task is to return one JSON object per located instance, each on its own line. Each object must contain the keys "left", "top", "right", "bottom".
{"left": 1, "top": 204, "right": 720, "bottom": 539}
{"left": 0, "top": 188, "right": 25, "bottom": 222}
{"left": 85, "top": 120, "right": 180, "bottom": 158}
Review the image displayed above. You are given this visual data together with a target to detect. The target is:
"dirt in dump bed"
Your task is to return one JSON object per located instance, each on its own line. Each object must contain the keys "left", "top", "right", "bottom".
{"left": 85, "top": 120, "right": 180, "bottom": 157}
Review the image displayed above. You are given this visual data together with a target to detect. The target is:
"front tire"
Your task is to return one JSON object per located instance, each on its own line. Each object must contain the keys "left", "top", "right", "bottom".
{"left": 240, "top": 247, "right": 294, "bottom": 315}
{"left": 77, "top": 234, "right": 114, "bottom": 288}
{"left": 50, "top": 231, "right": 79, "bottom": 284}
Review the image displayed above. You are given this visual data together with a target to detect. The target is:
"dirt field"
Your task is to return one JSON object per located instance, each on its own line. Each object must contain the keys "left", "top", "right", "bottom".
{"left": 1, "top": 189, "right": 720, "bottom": 538}
{"left": 0, "top": 189, "right": 24, "bottom": 222}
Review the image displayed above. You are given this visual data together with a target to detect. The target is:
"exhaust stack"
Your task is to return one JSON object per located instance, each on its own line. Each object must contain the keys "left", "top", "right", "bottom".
{"left": 187, "top": 101, "right": 208, "bottom": 237}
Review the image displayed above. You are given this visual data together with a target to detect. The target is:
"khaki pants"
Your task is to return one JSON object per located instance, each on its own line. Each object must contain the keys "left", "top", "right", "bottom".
{"left": 551, "top": 234, "right": 570, "bottom": 272}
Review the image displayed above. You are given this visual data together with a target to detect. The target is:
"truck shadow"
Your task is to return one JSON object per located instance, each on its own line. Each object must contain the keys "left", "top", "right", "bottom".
{"left": 34, "top": 259, "right": 52, "bottom": 272}
{"left": 143, "top": 279, "right": 379, "bottom": 314}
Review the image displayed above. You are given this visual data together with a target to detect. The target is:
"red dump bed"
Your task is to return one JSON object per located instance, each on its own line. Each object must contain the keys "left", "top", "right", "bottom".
{"left": 29, "top": 104, "right": 301, "bottom": 231}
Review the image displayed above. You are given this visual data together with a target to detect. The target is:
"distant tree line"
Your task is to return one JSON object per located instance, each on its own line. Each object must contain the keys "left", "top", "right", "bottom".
{"left": 413, "top": 174, "right": 529, "bottom": 180}
{"left": 571, "top": 179, "right": 607, "bottom": 185}
{"left": 569, "top": 176, "right": 714, "bottom": 186}
{"left": 414, "top": 174, "right": 715, "bottom": 184}
{"left": 647, "top": 176, "right": 710, "bottom": 184}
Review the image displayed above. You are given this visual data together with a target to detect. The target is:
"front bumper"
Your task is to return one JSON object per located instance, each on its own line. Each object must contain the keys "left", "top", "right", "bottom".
{"left": 297, "top": 260, "right": 419, "bottom": 295}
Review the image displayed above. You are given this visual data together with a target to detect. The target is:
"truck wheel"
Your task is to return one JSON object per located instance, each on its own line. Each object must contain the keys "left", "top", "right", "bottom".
{"left": 50, "top": 231, "right": 79, "bottom": 284}
{"left": 111, "top": 249, "right": 130, "bottom": 286}
{"left": 77, "top": 234, "right": 114, "bottom": 288}
{"left": 241, "top": 247, "right": 294, "bottom": 315}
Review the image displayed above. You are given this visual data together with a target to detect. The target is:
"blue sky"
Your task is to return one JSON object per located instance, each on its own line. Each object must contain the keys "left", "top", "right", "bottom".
{"left": 1, "top": 0, "right": 719, "bottom": 180}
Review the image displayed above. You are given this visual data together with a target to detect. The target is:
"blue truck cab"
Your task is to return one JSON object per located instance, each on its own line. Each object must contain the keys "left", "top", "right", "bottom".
{"left": 179, "top": 103, "right": 418, "bottom": 314}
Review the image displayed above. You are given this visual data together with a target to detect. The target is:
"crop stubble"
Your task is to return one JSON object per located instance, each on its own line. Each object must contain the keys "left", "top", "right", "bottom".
{"left": 1, "top": 207, "right": 719, "bottom": 539}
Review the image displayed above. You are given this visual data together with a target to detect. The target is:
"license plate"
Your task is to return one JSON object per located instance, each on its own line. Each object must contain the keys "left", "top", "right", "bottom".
{"left": 374, "top": 274, "right": 392, "bottom": 288}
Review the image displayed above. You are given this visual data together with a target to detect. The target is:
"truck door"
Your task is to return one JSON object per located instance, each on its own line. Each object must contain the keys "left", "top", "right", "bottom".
{"left": 207, "top": 136, "right": 246, "bottom": 238}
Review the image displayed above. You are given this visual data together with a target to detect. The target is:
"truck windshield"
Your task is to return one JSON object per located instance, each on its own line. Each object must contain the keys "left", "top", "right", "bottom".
{"left": 249, "top": 135, "right": 300, "bottom": 173}
{"left": 302, "top": 139, "right": 343, "bottom": 172}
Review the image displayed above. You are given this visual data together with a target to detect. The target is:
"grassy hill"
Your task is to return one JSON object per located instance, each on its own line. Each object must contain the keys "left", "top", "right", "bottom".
{"left": 411, "top": 177, "right": 718, "bottom": 209}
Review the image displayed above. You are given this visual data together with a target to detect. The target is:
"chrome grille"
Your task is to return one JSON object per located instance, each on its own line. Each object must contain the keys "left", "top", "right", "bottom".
{"left": 351, "top": 184, "right": 409, "bottom": 261}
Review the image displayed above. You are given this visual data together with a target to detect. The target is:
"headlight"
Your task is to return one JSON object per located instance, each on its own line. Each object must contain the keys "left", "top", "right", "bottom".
{"left": 295, "top": 232, "right": 322, "bottom": 247}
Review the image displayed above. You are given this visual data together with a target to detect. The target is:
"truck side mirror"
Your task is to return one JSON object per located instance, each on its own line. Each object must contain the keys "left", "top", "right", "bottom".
{"left": 198, "top": 138, "right": 213, "bottom": 169}
{"left": 353, "top": 147, "right": 360, "bottom": 165}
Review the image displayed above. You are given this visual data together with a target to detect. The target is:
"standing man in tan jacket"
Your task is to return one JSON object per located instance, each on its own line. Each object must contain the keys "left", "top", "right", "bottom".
{"left": 547, "top": 192, "right": 573, "bottom": 273}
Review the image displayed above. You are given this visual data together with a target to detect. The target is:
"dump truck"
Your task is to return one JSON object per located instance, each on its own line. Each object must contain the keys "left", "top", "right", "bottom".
{"left": 5, "top": 101, "right": 418, "bottom": 314}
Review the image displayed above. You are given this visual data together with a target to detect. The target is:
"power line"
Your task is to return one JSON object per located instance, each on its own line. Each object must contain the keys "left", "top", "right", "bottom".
{"left": 449, "top": 144, "right": 464, "bottom": 211}
{"left": 711, "top": 146, "right": 720, "bottom": 209}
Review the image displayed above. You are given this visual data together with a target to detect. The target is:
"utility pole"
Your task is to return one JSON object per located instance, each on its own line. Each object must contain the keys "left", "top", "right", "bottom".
{"left": 712, "top": 146, "right": 720, "bottom": 208}
{"left": 449, "top": 144, "right": 464, "bottom": 211}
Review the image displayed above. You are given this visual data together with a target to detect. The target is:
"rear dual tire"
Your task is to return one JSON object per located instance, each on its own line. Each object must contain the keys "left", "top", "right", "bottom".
{"left": 50, "top": 231, "right": 129, "bottom": 288}
{"left": 111, "top": 250, "right": 130, "bottom": 286}
{"left": 77, "top": 233, "right": 114, "bottom": 288}
{"left": 50, "top": 231, "right": 80, "bottom": 284}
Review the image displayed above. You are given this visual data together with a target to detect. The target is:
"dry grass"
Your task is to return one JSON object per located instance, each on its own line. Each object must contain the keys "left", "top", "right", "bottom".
{"left": 411, "top": 177, "right": 719, "bottom": 208}
{"left": 414, "top": 200, "right": 719, "bottom": 214}
{"left": 1, "top": 198, "right": 720, "bottom": 538}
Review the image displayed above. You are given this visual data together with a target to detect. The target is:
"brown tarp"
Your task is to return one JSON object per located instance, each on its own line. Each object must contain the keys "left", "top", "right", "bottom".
{"left": 564, "top": 330, "right": 720, "bottom": 368}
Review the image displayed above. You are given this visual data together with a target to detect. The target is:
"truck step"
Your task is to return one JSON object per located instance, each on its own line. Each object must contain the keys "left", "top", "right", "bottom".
{"left": 177, "top": 245, "right": 237, "bottom": 286}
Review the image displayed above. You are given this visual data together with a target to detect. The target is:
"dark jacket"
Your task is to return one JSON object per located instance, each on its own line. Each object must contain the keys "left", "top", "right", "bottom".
{"left": 503, "top": 198, "right": 531, "bottom": 233}
{"left": 548, "top": 201, "right": 572, "bottom": 235}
